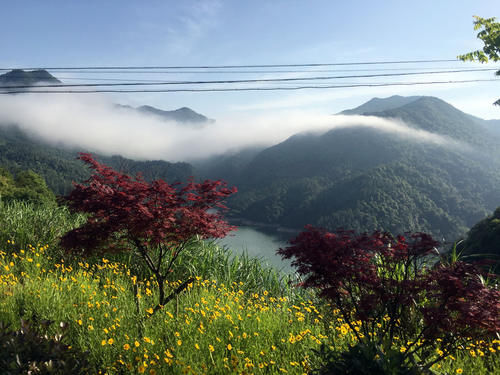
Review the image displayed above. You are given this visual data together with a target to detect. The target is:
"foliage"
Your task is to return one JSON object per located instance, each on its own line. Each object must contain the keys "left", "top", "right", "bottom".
{"left": 0, "top": 125, "right": 194, "bottom": 195}
{"left": 311, "top": 342, "right": 418, "bottom": 375}
{"left": 221, "top": 97, "right": 500, "bottom": 241}
{"left": 458, "top": 16, "right": 500, "bottom": 63}
{"left": 0, "top": 167, "right": 55, "bottom": 205}
{"left": 3, "top": 242, "right": 496, "bottom": 374}
{"left": 0, "top": 318, "right": 93, "bottom": 374}
{"left": 61, "top": 153, "right": 236, "bottom": 312}
{"left": 0, "top": 199, "right": 86, "bottom": 256}
{"left": 278, "top": 226, "right": 500, "bottom": 371}
{"left": 457, "top": 207, "right": 500, "bottom": 273}
{"left": 458, "top": 16, "right": 500, "bottom": 105}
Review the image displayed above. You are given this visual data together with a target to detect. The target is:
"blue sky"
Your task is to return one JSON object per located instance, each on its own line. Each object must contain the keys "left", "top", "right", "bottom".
{"left": 1, "top": 0, "right": 499, "bottom": 119}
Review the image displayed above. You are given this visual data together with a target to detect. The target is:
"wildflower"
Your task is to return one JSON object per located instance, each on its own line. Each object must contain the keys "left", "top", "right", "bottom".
{"left": 227, "top": 344, "right": 232, "bottom": 351}
{"left": 135, "top": 340, "right": 140, "bottom": 347}
{"left": 123, "top": 344, "right": 131, "bottom": 350}
{"left": 108, "top": 338, "right": 114, "bottom": 345}
{"left": 209, "top": 345, "right": 215, "bottom": 352}
{"left": 101, "top": 339, "right": 107, "bottom": 346}
{"left": 456, "top": 369, "right": 463, "bottom": 374}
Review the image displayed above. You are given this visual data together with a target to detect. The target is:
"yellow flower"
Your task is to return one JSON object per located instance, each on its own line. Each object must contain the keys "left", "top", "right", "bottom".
{"left": 107, "top": 338, "right": 114, "bottom": 345}
{"left": 227, "top": 344, "right": 232, "bottom": 351}
{"left": 138, "top": 365, "right": 145, "bottom": 373}
{"left": 135, "top": 340, "right": 141, "bottom": 347}
{"left": 456, "top": 369, "right": 463, "bottom": 374}
{"left": 195, "top": 343, "right": 200, "bottom": 350}
{"left": 101, "top": 340, "right": 107, "bottom": 346}
{"left": 123, "top": 343, "right": 131, "bottom": 350}
{"left": 209, "top": 345, "right": 215, "bottom": 352}
{"left": 146, "top": 307, "right": 153, "bottom": 314}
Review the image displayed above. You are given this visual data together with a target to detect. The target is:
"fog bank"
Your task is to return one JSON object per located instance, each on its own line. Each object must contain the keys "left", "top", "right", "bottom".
{"left": 0, "top": 94, "right": 460, "bottom": 162}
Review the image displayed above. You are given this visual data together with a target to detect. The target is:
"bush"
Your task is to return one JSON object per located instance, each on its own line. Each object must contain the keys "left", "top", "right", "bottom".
{"left": 0, "top": 318, "right": 94, "bottom": 374}
{"left": 279, "top": 226, "right": 499, "bottom": 372}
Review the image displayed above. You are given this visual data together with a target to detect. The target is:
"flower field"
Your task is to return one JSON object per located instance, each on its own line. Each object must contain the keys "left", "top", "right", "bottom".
{"left": 1, "top": 237, "right": 498, "bottom": 374}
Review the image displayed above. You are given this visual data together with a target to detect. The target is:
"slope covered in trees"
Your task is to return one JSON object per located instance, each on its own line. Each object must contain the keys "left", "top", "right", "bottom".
{"left": 206, "top": 96, "right": 500, "bottom": 241}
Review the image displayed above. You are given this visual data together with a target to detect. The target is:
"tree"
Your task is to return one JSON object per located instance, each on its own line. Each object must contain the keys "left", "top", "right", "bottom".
{"left": 60, "top": 153, "right": 236, "bottom": 312}
{"left": 279, "top": 226, "right": 499, "bottom": 372}
{"left": 0, "top": 167, "right": 55, "bottom": 205}
{"left": 457, "top": 207, "right": 500, "bottom": 273}
{"left": 458, "top": 16, "right": 500, "bottom": 105}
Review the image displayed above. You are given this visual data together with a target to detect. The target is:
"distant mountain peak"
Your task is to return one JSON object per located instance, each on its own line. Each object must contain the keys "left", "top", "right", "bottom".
{"left": 136, "top": 105, "right": 214, "bottom": 125}
{"left": 0, "top": 69, "right": 61, "bottom": 86}
{"left": 340, "top": 95, "right": 422, "bottom": 115}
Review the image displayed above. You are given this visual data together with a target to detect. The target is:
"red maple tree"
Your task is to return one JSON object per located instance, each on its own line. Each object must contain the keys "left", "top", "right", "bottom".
{"left": 61, "top": 153, "right": 236, "bottom": 311}
{"left": 279, "top": 225, "right": 499, "bottom": 369}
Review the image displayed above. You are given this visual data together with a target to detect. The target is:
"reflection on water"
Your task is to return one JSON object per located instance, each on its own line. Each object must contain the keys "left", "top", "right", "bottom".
{"left": 216, "top": 225, "right": 296, "bottom": 273}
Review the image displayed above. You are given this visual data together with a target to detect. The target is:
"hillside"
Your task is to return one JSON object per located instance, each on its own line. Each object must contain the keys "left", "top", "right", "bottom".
{"left": 116, "top": 104, "right": 214, "bottom": 125}
{"left": 203, "top": 96, "right": 500, "bottom": 241}
{"left": 0, "top": 125, "right": 194, "bottom": 195}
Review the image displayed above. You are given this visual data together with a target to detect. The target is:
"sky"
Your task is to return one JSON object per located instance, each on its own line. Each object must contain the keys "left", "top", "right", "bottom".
{"left": 0, "top": 1, "right": 499, "bottom": 161}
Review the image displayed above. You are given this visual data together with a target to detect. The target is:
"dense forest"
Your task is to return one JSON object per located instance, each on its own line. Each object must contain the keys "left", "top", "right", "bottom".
{"left": 200, "top": 96, "right": 500, "bottom": 242}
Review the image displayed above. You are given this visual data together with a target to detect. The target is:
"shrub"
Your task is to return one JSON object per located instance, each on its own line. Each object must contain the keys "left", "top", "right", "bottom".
{"left": 0, "top": 318, "right": 93, "bottom": 374}
{"left": 279, "top": 226, "right": 499, "bottom": 372}
{"left": 60, "top": 153, "right": 236, "bottom": 313}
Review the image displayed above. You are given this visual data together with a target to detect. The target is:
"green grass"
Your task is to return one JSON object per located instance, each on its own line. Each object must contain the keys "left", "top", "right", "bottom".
{"left": 0, "top": 200, "right": 498, "bottom": 374}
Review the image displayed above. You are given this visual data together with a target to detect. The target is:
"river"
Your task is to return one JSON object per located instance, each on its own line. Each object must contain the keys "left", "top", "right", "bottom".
{"left": 215, "top": 225, "right": 297, "bottom": 273}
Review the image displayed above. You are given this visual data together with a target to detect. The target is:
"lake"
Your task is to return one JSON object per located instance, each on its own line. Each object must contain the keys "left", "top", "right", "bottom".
{"left": 215, "top": 225, "right": 297, "bottom": 273}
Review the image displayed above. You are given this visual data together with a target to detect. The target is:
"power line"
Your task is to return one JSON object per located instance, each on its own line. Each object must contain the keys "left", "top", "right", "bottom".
{"left": 2, "top": 67, "right": 499, "bottom": 81}
{"left": 0, "top": 59, "right": 459, "bottom": 71}
{"left": 1, "top": 68, "right": 498, "bottom": 90}
{"left": 1, "top": 78, "right": 496, "bottom": 94}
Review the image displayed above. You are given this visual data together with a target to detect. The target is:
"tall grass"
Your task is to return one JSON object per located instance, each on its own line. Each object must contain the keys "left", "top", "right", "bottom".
{"left": 0, "top": 199, "right": 86, "bottom": 255}
{"left": 0, "top": 201, "right": 497, "bottom": 374}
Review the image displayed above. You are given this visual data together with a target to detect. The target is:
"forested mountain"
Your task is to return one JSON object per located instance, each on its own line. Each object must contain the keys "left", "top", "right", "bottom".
{"left": 0, "top": 69, "right": 60, "bottom": 87}
{"left": 0, "top": 125, "right": 194, "bottom": 195}
{"left": 202, "top": 96, "right": 500, "bottom": 241}
{"left": 116, "top": 104, "right": 214, "bottom": 125}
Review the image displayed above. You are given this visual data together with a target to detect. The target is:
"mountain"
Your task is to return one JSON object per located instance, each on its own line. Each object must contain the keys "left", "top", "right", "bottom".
{"left": 340, "top": 95, "right": 422, "bottom": 115}
{"left": 0, "top": 125, "right": 194, "bottom": 195}
{"left": 138, "top": 105, "right": 214, "bottom": 124}
{"left": 0, "top": 69, "right": 61, "bottom": 87}
{"left": 117, "top": 104, "right": 214, "bottom": 125}
{"left": 202, "top": 96, "right": 500, "bottom": 242}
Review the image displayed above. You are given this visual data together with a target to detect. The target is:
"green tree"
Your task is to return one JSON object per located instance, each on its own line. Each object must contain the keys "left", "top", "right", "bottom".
{"left": 458, "top": 207, "right": 500, "bottom": 273}
{"left": 0, "top": 167, "right": 55, "bottom": 204}
{"left": 458, "top": 16, "right": 500, "bottom": 105}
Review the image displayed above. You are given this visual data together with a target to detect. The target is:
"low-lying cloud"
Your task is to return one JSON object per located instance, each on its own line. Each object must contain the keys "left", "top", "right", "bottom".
{"left": 0, "top": 94, "right": 460, "bottom": 162}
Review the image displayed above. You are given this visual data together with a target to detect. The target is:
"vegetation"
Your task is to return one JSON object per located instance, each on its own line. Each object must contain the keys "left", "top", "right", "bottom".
{"left": 0, "top": 167, "right": 55, "bottom": 205}
{"left": 61, "top": 153, "right": 236, "bottom": 312}
{"left": 279, "top": 226, "right": 499, "bottom": 373}
{"left": 224, "top": 97, "right": 500, "bottom": 241}
{"left": 458, "top": 16, "right": 500, "bottom": 105}
{"left": 0, "top": 181, "right": 498, "bottom": 373}
{"left": 0, "top": 125, "right": 194, "bottom": 195}
{"left": 458, "top": 206, "right": 500, "bottom": 272}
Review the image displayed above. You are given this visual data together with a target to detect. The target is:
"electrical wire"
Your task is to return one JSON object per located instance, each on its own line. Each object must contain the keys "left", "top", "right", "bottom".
{"left": 1, "top": 68, "right": 498, "bottom": 90}
{"left": 0, "top": 58, "right": 460, "bottom": 71}
{"left": 1, "top": 78, "right": 496, "bottom": 94}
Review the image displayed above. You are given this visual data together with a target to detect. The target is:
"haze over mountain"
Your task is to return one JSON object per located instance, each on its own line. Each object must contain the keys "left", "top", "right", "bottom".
{"left": 117, "top": 104, "right": 214, "bottom": 126}
{"left": 0, "top": 70, "right": 499, "bottom": 242}
{"left": 201, "top": 96, "right": 500, "bottom": 241}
